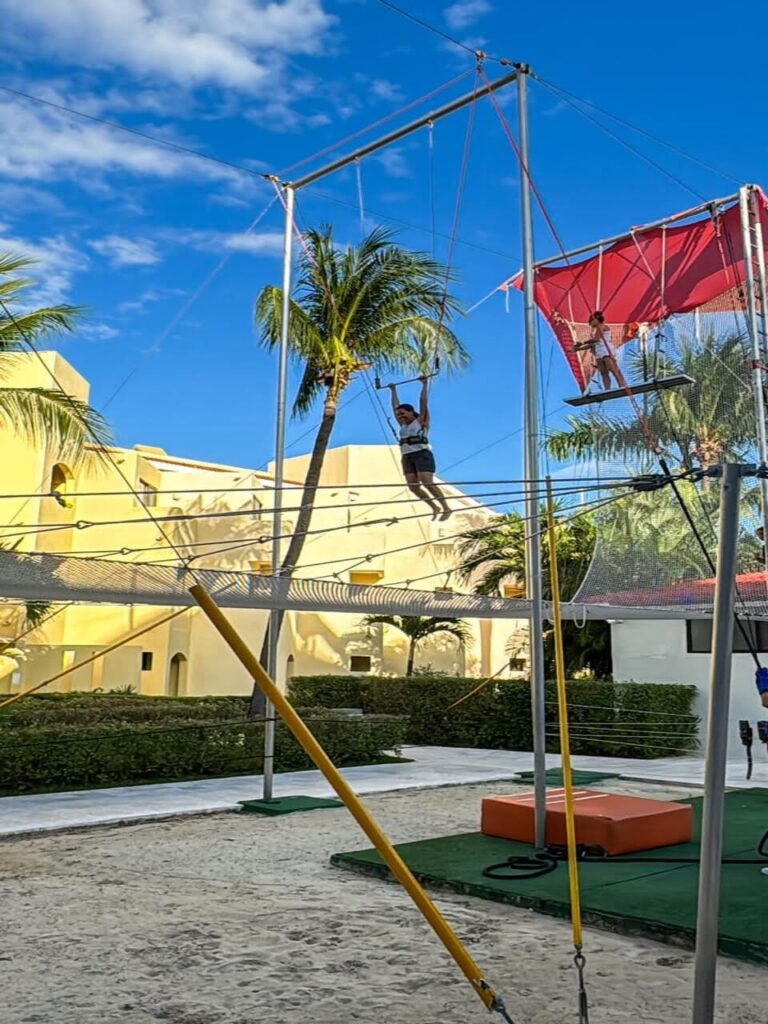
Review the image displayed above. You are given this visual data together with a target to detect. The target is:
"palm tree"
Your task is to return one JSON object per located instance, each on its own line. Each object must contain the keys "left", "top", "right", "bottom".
{"left": 254, "top": 226, "right": 468, "bottom": 668}
{"left": 456, "top": 503, "right": 596, "bottom": 601}
{"left": 0, "top": 253, "right": 111, "bottom": 462}
{"left": 361, "top": 614, "right": 473, "bottom": 676}
{"left": 546, "top": 331, "right": 754, "bottom": 470}
{"left": 456, "top": 505, "right": 611, "bottom": 677}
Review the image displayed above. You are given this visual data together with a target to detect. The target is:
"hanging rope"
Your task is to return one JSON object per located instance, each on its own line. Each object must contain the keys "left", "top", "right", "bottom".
{"left": 545, "top": 478, "right": 590, "bottom": 1024}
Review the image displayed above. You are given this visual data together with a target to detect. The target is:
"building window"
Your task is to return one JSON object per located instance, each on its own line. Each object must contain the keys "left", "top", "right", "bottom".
{"left": 686, "top": 619, "right": 768, "bottom": 654}
{"left": 350, "top": 655, "right": 372, "bottom": 673}
{"left": 249, "top": 561, "right": 272, "bottom": 576}
{"left": 141, "top": 651, "right": 154, "bottom": 671}
{"left": 50, "top": 463, "right": 73, "bottom": 507}
{"left": 138, "top": 480, "right": 158, "bottom": 507}
{"left": 349, "top": 570, "right": 384, "bottom": 586}
{"left": 509, "top": 657, "right": 526, "bottom": 672}
{"left": 286, "top": 654, "right": 295, "bottom": 681}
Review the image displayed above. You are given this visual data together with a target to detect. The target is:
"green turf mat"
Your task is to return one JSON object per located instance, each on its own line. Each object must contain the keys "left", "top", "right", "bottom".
{"left": 331, "top": 789, "right": 768, "bottom": 965}
{"left": 239, "top": 795, "right": 343, "bottom": 815}
{"left": 515, "top": 769, "right": 619, "bottom": 785}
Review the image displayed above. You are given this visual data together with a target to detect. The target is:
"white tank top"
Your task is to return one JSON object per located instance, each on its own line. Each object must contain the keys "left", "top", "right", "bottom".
{"left": 593, "top": 325, "right": 611, "bottom": 357}
{"left": 399, "top": 417, "right": 430, "bottom": 454}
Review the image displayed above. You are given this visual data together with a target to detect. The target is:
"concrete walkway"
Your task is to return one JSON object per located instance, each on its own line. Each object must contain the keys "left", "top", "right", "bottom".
{"left": 0, "top": 746, "right": 764, "bottom": 838}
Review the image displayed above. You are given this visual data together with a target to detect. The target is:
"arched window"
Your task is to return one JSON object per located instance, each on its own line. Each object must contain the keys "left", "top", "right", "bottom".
{"left": 168, "top": 652, "right": 188, "bottom": 697}
{"left": 50, "top": 463, "right": 73, "bottom": 505}
{"left": 285, "top": 654, "right": 295, "bottom": 682}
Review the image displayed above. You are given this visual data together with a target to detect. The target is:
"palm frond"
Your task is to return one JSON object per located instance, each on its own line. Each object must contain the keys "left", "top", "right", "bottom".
{"left": 0, "top": 386, "right": 113, "bottom": 465}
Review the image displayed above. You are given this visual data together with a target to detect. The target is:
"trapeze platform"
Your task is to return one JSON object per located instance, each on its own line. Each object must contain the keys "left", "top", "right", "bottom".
{"left": 565, "top": 374, "right": 695, "bottom": 407}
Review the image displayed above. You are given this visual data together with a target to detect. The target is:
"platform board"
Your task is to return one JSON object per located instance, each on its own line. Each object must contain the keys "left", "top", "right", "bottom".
{"left": 331, "top": 789, "right": 768, "bottom": 965}
{"left": 514, "top": 769, "right": 619, "bottom": 785}
{"left": 239, "top": 795, "right": 343, "bottom": 815}
{"left": 565, "top": 374, "right": 695, "bottom": 407}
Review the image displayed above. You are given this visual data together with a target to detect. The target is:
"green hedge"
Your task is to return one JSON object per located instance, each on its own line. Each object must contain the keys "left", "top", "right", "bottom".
{"left": 288, "top": 675, "right": 700, "bottom": 759}
{"left": 0, "top": 693, "right": 249, "bottom": 727}
{"left": 0, "top": 697, "right": 407, "bottom": 794}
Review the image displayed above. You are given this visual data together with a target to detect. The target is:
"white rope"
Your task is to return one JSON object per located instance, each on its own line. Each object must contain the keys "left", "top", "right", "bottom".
{"left": 595, "top": 245, "right": 603, "bottom": 311}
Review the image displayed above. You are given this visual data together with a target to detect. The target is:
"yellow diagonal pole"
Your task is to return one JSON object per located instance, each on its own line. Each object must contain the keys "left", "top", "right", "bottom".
{"left": 545, "top": 479, "right": 589, "bottom": 1022}
{"left": 189, "top": 583, "right": 515, "bottom": 1021}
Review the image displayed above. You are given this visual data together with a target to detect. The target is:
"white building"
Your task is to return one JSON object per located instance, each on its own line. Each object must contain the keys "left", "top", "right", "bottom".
{"left": 611, "top": 617, "right": 767, "bottom": 754}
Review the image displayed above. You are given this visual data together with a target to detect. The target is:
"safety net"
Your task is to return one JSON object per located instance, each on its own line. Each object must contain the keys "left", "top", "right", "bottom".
{"left": 0, "top": 549, "right": 725, "bottom": 621}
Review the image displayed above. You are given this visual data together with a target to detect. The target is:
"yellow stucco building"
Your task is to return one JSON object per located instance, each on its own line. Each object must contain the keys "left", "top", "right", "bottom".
{"left": 0, "top": 353, "right": 528, "bottom": 696}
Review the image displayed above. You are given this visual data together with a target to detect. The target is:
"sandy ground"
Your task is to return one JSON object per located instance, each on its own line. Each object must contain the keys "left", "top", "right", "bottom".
{"left": 2, "top": 779, "right": 765, "bottom": 1024}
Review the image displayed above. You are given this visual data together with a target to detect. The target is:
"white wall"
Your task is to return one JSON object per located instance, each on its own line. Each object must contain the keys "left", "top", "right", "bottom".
{"left": 611, "top": 619, "right": 764, "bottom": 753}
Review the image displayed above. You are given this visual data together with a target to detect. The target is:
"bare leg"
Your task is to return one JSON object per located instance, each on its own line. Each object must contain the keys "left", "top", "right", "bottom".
{"left": 405, "top": 474, "right": 439, "bottom": 516}
{"left": 606, "top": 357, "right": 621, "bottom": 389}
{"left": 419, "top": 471, "right": 451, "bottom": 520}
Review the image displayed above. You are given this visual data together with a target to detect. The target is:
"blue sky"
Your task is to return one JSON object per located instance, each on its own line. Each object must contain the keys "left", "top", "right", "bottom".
{"left": 2, "top": 0, "right": 765, "bottom": 487}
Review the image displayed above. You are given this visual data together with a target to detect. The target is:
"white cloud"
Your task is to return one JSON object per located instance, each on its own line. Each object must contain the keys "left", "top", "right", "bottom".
{"left": 0, "top": 0, "right": 335, "bottom": 92}
{"left": 118, "top": 287, "right": 185, "bottom": 314}
{"left": 443, "top": 0, "right": 491, "bottom": 30}
{"left": 79, "top": 323, "right": 120, "bottom": 340}
{"left": 373, "top": 147, "right": 411, "bottom": 179}
{"left": 0, "top": 94, "right": 246, "bottom": 187}
{"left": 0, "top": 232, "right": 88, "bottom": 307}
{"left": 166, "top": 228, "right": 284, "bottom": 257}
{"left": 90, "top": 235, "right": 160, "bottom": 267}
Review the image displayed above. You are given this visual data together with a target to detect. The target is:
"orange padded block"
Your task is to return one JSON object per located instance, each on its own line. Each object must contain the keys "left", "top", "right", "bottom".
{"left": 481, "top": 788, "right": 693, "bottom": 855}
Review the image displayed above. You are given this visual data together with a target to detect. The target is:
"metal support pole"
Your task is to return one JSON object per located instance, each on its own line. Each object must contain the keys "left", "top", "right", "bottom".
{"left": 739, "top": 187, "right": 768, "bottom": 570}
{"left": 517, "top": 68, "right": 547, "bottom": 849}
{"left": 691, "top": 463, "right": 743, "bottom": 1024}
{"left": 749, "top": 187, "right": 768, "bottom": 382}
{"left": 263, "top": 183, "right": 294, "bottom": 802}
{"left": 292, "top": 70, "right": 518, "bottom": 190}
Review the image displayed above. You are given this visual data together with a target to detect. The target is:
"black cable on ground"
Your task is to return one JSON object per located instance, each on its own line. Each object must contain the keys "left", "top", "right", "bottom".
{"left": 483, "top": 831, "right": 768, "bottom": 881}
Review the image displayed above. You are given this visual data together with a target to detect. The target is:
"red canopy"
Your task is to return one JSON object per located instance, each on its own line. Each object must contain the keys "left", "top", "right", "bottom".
{"left": 513, "top": 189, "right": 768, "bottom": 389}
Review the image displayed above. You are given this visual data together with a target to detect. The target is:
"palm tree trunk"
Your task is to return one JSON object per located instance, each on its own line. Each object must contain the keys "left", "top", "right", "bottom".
{"left": 406, "top": 637, "right": 416, "bottom": 677}
{"left": 249, "top": 397, "right": 338, "bottom": 717}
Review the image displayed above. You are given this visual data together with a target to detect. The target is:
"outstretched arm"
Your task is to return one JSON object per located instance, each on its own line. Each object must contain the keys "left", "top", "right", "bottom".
{"left": 387, "top": 383, "right": 399, "bottom": 414}
{"left": 419, "top": 377, "right": 430, "bottom": 430}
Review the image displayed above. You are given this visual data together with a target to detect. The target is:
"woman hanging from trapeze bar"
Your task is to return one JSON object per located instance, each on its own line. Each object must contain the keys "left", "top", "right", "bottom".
{"left": 573, "top": 311, "right": 621, "bottom": 391}
{"left": 388, "top": 376, "right": 451, "bottom": 521}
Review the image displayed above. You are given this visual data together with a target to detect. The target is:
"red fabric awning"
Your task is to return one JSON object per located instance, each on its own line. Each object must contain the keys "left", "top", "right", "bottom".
{"left": 512, "top": 189, "right": 768, "bottom": 389}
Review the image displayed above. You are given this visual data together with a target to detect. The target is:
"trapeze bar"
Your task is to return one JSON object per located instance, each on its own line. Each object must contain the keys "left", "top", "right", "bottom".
{"left": 564, "top": 374, "right": 695, "bottom": 407}
{"left": 374, "top": 366, "right": 439, "bottom": 390}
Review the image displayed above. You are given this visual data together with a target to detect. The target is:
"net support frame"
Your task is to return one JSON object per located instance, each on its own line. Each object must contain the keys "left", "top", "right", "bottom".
{"left": 517, "top": 66, "right": 548, "bottom": 849}
{"left": 741, "top": 185, "right": 768, "bottom": 577}
{"left": 691, "top": 463, "right": 744, "bottom": 1024}
{"left": 262, "top": 182, "right": 295, "bottom": 802}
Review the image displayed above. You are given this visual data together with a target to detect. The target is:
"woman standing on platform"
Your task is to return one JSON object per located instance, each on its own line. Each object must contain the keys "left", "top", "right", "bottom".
{"left": 574, "top": 311, "right": 621, "bottom": 391}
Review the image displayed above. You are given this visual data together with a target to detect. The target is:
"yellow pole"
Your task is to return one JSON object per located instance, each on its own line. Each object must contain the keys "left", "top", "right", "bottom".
{"left": 0, "top": 608, "right": 189, "bottom": 710}
{"left": 544, "top": 479, "right": 584, "bottom": 951}
{"left": 189, "top": 583, "right": 511, "bottom": 1017}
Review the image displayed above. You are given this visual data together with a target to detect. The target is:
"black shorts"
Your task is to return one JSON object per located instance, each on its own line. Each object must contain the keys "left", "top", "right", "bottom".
{"left": 401, "top": 448, "right": 436, "bottom": 475}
